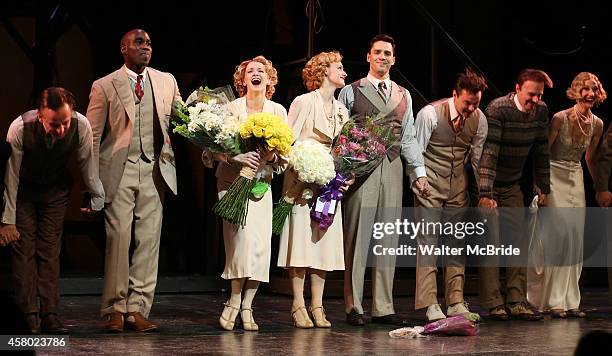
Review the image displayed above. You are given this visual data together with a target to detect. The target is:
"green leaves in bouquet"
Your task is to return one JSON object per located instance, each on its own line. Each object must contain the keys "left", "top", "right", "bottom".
{"left": 170, "top": 86, "right": 243, "bottom": 155}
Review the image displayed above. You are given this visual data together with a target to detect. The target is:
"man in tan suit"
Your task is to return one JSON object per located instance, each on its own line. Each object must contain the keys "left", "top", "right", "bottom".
{"left": 413, "top": 70, "right": 487, "bottom": 321}
{"left": 86, "top": 29, "right": 180, "bottom": 332}
{"left": 338, "top": 34, "right": 429, "bottom": 326}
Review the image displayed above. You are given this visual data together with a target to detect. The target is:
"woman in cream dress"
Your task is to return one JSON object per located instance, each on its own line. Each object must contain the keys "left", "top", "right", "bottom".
{"left": 532, "top": 72, "right": 605, "bottom": 318}
{"left": 205, "top": 56, "right": 287, "bottom": 331}
{"left": 277, "top": 51, "right": 353, "bottom": 328}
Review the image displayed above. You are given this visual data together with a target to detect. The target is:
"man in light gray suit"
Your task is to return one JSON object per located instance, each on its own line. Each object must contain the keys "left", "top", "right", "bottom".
{"left": 86, "top": 29, "right": 180, "bottom": 332}
{"left": 339, "top": 34, "right": 429, "bottom": 326}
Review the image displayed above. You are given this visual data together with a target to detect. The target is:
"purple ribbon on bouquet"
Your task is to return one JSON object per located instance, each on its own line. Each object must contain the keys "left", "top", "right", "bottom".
{"left": 310, "top": 173, "right": 347, "bottom": 230}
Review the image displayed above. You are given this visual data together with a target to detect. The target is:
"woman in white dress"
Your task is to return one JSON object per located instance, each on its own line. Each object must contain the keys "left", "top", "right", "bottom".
{"left": 277, "top": 51, "right": 353, "bottom": 328}
{"left": 536, "top": 72, "right": 605, "bottom": 318}
{"left": 206, "top": 56, "right": 287, "bottom": 331}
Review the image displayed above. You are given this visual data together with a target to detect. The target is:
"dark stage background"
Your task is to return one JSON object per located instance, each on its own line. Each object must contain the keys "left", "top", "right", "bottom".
{"left": 0, "top": 0, "right": 610, "bottom": 291}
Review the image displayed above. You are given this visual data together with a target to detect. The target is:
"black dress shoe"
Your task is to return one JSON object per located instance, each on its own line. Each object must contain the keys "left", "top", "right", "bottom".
{"left": 371, "top": 314, "right": 405, "bottom": 326}
{"left": 346, "top": 309, "right": 365, "bottom": 326}
{"left": 41, "top": 313, "right": 69, "bottom": 334}
{"left": 25, "top": 313, "right": 39, "bottom": 334}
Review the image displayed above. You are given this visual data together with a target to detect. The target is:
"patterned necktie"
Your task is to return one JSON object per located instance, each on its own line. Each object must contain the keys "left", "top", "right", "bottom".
{"left": 378, "top": 81, "right": 387, "bottom": 102}
{"left": 451, "top": 115, "right": 466, "bottom": 133}
{"left": 135, "top": 75, "right": 144, "bottom": 101}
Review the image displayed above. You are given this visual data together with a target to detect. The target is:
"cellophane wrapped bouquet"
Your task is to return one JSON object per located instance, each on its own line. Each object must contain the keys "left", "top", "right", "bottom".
{"left": 172, "top": 86, "right": 242, "bottom": 154}
{"left": 310, "top": 115, "right": 397, "bottom": 230}
{"left": 272, "top": 140, "right": 336, "bottom": 235}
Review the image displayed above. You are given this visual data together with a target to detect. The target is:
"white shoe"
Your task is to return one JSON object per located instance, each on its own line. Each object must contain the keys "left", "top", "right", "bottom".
{"left": 426, "top": 304, "right": 446, "bottom": 322}
{"left": 447, "top": 301, "right": 480, "bottom": 321}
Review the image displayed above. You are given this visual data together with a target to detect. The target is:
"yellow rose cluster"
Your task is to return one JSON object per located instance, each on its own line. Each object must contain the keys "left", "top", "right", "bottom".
{"left": 239, "top": 113, "right": 293, "bottom": 155}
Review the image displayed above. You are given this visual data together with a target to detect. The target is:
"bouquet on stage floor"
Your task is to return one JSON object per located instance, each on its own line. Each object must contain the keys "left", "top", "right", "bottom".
{"left": 213, "top": 113, "right": 293, "bottom": 227}
{"left": 388, "top": 315, "right": 480, "bottom": 338}
{"left": 171, "top": 86, "right": 242, "bottom": 155}
{"left": 272, "top": 140, "right": 336, "bottom": 235}
{"left": 310, "top": 115, "right": 396, "bottom": 230}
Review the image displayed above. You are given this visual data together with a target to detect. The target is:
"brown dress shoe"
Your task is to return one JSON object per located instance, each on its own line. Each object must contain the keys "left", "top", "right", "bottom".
{"left": 41, "top": 313, "right": 69, "bottom": 334}
{"left": 104, "top": 311, "right": 124, "bottom": 333}
{"left": 125, "top": 312, "right": 158, "bottom": 332}
{"left": 25, "top": 313, "right": 39, "bottom": 334}
{"left": 488, "top": 305, "right": 509, "bottom": 321}
{"left": 507, "top": 302, "right": 543, "bottom": 321}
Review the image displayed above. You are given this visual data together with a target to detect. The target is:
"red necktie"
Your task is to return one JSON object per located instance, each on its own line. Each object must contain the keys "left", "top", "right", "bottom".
{"left": 135, "top": 75, "right": 144, "bottom": 101}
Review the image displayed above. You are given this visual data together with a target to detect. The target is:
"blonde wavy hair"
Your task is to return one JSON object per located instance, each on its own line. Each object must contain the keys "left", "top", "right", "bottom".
{"left": 302, "top": 51, "right": 342, "bottom": 92}
{"left": 233, "top": 56, "right": 278, "bottom": 99}
{"left": 566, "top": 72, "right": 607, "bottom": 105}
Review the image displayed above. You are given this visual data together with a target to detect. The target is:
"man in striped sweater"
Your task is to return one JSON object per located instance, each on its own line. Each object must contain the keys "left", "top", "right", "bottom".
{"left": 478, "top": 69, "right": 552, "bottom": 321}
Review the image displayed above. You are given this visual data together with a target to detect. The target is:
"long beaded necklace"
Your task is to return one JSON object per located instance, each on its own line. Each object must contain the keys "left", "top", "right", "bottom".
{"left": 571, "top": 105, "right": 593, "bottom": 150}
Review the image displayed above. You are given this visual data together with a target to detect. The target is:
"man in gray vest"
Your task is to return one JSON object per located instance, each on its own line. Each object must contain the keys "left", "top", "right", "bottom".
{"left": 339, "top": 34, "right": 429, "bottom": 326}
{"left": 0, "top": 87, "right": 105, "bottom": 334}
{"left": 413, "top": 69, "right": 488, "bottom": 321}
{"left": 87, "top": 29, "right": 181, "bottom": 332}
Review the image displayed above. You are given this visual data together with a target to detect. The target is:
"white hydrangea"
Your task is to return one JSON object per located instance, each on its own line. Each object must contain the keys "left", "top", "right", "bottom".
{"left": 288, "top": 140, "right": 335, "bottom": 185}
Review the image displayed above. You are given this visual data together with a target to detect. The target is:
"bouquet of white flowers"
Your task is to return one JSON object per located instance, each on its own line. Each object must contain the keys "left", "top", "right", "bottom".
{"left": 172, "top": 86, "right": 243, "bottom": 155}
{"left": 272, "top": 140, "right": 336, "bottom": 235}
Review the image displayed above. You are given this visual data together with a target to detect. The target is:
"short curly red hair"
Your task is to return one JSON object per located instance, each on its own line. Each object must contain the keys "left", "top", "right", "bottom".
{"left": 302, "top": 51, "right": 342, "bottom": 92}
{"left": 566, "top": 72, "right": 607, "bottom": 105}
{"left": 233, "top": 55, "right": 278, "bottom": 99}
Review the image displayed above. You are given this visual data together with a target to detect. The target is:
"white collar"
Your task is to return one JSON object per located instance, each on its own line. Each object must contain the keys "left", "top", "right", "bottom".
{"left": 367, "top": 73, "right": 391, "bottom": 90}
{"left": 448, "top": 97, "right": 461, "bottom": 121}
{"left": 513, "top": 93, "right": 527, "bottom": 112}
{"left": 124, "top": 65, "right": 148, "bottom": 84}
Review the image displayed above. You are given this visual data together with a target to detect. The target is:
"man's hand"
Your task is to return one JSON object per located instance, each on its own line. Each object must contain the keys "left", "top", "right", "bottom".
{"left": 229, "top": 151, "right": 261, "bottom": 170}
{"left": 80, "top": 206, "right": 101, "bottom": 217}
{"left": 478, "top": 197, "right": 498, "bottom": 209}
{"left": 414, "top": 177, "right": 431, "bottom": 197}
{"left": 537, "top": 193, "right": 548, "bottom": 207}
{"left": 596, "top": 191, "right": 612, "bottom": 207}
{"left": 0, "top": 224, "right": 20, "bottom": 246}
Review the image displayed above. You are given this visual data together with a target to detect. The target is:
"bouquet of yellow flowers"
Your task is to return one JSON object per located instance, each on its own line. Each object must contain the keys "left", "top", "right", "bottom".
{"left": 212, "top": 113, "right": 293, "bottom": 226}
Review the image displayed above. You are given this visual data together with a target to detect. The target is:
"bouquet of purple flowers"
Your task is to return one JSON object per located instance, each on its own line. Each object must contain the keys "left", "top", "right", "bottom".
{"left": 310, "top": 115, "right": 396, "bottom": 230}
{"left": 389, "top": 315, "right": 480, "bottom": 338}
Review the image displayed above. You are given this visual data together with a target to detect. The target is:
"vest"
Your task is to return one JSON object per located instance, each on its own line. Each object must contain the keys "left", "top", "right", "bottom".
{"left": 350, "top": 80, "right": 407, "bottom": 161}
{"left": 19, "top": 109, "right": 79, "bottom": 187}
{"left": 423, "top": 99, "right": 480, "bottom": 186}
{"left": 128, "top": 73, "right": 155, "bottom": 163}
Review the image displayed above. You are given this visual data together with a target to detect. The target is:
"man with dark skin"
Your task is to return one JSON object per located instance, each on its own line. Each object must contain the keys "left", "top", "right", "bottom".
{"left": 87, "top": 29, "right": 181, "bottom": 332}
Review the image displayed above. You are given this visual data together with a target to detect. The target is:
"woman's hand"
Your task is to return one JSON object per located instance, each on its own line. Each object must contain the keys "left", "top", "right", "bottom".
{"left": 229, "top": 151, "right": 261, "bottom": 170}
{"left": 339, "top": 173, "right": 356, "bottom": 193}
{"left": 257, "top": 144, "right": 276, "bottom": 163}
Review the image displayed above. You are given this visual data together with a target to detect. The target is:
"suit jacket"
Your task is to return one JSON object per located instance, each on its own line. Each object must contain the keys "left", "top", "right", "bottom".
{"left": 86, "top": 66, "right": 181, "bottom": 202}
{"left": 283, "top": 89, "right": 349, "bottom": 201}
{"left": 289, "top": 90, "right": 348, "bottom": 145}
{"left": 594, "top": 123, "right": 612, "bottom": 192}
